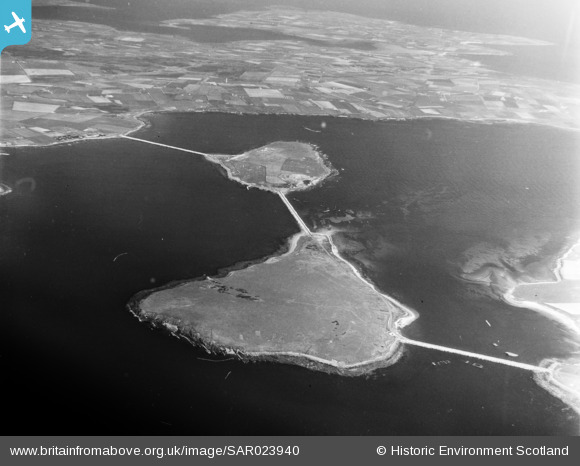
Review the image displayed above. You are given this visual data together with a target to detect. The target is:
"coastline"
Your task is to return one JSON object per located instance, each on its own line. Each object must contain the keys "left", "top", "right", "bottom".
{"left": 502, "top": 290, "right": 579, "bottom": 333}
{"left": 456, "top": 235, "right": 580, "bottom": 333}
{"left": 457, "top": 236, "right": 580, "bottom": 415}
{"left": 129, "top": 308, "right": 405, "bottom": 377}
{"left": 2, "top": 108, "right": 579, "bottom": 154}
{"left": 535, "top": 360, "right": 580, "bottom": 417}
{"left": 503, "top": 236, "right": 580, "bottom": 332}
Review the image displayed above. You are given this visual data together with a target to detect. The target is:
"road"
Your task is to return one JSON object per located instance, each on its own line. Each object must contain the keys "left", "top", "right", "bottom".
{"left": 397, "top": 333, "right": 549, "bottom": 372}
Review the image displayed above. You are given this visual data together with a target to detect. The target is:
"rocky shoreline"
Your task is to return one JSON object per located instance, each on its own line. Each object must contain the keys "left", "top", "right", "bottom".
{"left": 128, "top": 295, "right": 404, "bottom": 377}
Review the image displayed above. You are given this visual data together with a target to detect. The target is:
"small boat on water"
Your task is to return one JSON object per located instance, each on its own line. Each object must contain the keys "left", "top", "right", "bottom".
{"left": 0, "top": 183, "right": 12, "bottom": 196}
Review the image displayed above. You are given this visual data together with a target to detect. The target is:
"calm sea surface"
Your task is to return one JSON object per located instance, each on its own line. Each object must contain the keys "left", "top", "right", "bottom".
{"left": 1, "top": 113, "right": 579, "bottom": 434}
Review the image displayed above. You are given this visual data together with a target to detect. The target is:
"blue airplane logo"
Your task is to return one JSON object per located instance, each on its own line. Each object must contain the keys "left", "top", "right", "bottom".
{"left": 1, "top": 1, "right": 32, "bottom": 52}
{"left": 4, "top": 12, "right": 26, "bottom": 34}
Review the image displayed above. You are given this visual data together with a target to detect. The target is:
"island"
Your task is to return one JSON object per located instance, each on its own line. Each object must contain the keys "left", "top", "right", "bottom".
{"left": 206, "top": 141, "right": 331, "bottom": 193}
{"left": 129, "top": 141, "right": 415, "bottom": 374}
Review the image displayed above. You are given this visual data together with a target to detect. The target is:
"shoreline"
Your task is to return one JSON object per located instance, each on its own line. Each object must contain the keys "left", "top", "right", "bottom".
{"left": 502, "top": 291, "right": 580, "bottom": 333}
{"left": 132, "top": 311, "right": 405, "bottom": 377}
{"left": 456, "top": 235, "right": 580, "bottom": 333}
{"left": 535, "top": 360, "right": 580, "bottom": 417}
{"left": 1, "top": 108, "right": 579, "bottom": 154}
{"left": 503, "top": 236, "right": 580, "bottom": 332}
{"left": 130, "top": 303, "right": 405, "bottom": 377}
{"left": 457, "top": 237, "right": 580, "bottom": 415}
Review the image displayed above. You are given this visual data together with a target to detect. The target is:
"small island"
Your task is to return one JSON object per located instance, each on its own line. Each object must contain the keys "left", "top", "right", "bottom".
{"left": 206, "top": 141, "right": 333, "bottom": 193}
{"left": 129, "top": 141, "right": 413, "bottom": 374}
